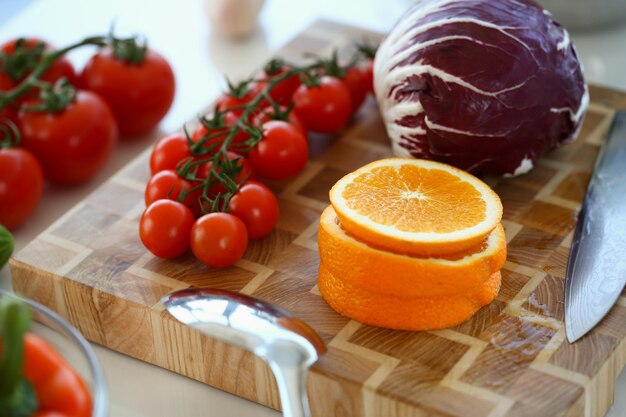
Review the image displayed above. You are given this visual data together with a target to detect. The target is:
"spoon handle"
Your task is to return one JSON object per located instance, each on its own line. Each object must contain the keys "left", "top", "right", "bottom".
{"left": 269, "top": 360, "right": 312, "bottom": 417}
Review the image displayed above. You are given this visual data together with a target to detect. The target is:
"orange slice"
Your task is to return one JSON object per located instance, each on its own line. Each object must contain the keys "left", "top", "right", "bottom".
{"left": 318, "top": 263, "right": 501, "bottom": 331}
{"left": 318, "top": 206, "right": 506, "bottom": 297}
{"left": 329, "top": 158, "right": 503, "bottom": 256}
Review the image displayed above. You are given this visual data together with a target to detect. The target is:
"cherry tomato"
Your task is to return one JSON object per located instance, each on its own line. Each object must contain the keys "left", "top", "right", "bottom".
{"left": 140, "top": 200, "right": 194, "bottom": 258}
{"left": 254, "top": 105, "right": 307, "bottom": 138}
{"left": 255, "top": 62, "right": 301, "bottom": 106}
{"left": 0, "top": 73, "right": 14, "bottom": 91}
{"left": 78, "top": 47, "right": 175, "bottom": 137}
{"left": 192, "top": 111, "right": 250, "bottom": 154}
{"left": 0, "top": 38, "right": 76, "bottom": 90}
{"left": 198, "top": 151, "right": 254, "bottom": 194}
{"left": 216, "top": 89, "right": 256, "bottom": 116}
{"left": 0, "top": 73, "right": 19, "bottom": 125}
{"left": 150, "top": 132, "right": 193, "bottom": 175}
{"left": 24, "top": 334, "right": 91, "bottom": 417}
{"left": 19, "top": 90, "right": 118, "bottom": 185}
{"left": 145, "top": 169, "right": 199, "bottom": 208}
{"left": 249, "top": 120, "right": 308, "bottom": 180}
{"left": 0, "top": 148, "right": 44, "bottom": 230}
{"left": 293, "top": 76, "right": 352, "bottom": 134}
{"left": 343, "top": 66, "right": 370, "bottom": 113}
{"left": 0, "top": 104, "right": 19, "bottom": 127}
{"left": 229, "top": 181, "right": 279, "bottom": 239}
{"left": 191, "top": 213, "right": 248, "bottom": 268}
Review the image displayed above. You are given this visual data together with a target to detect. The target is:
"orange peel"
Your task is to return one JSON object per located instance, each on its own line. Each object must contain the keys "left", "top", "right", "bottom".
{"left": 318, "top": 263, "right": 501, "bottom": 331}
{"left": 318, "top": 205, "right": 506, "bottom": 297}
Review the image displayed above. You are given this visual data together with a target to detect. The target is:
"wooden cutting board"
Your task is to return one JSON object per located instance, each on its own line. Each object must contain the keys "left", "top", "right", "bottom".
{"left": 9, "top": 19, "right": 626, "bottom": 417}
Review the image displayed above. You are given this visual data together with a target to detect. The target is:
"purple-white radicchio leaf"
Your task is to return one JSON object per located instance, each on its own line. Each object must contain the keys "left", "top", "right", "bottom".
{"left": 374, "top": 0, "right": 588, "bottom": 176}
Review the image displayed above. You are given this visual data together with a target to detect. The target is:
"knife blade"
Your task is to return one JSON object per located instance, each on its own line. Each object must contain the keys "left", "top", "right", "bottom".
{"left": 565, "top": 111, "right": 626, "bottom": 343}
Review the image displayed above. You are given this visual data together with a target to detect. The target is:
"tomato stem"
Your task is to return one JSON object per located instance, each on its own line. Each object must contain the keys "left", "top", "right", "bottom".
{"left": 180, "top": 63, "right": 320, "bottom": 211}
{"left": 0, "top": 39, "right": 47, "bottom": 82}
{"left": 0, "top": 298, "right": 39, "bottom": 417}
{"left": 22, "top": 78, "right": 78, "bottom": 114}
{"left": 109, "top": 31, "right": 148, "bottom": 64}
{"left": 356, "top": 41, "right": 378, "bottom": 59}
{"left": 0, "top": 119, "right": 21, "bottom": 149}
{"left": 0, "top": 35, "right": 105, "bottom": 110}
{"left": 176, "top": 42, "right": 378, "bottom": 214}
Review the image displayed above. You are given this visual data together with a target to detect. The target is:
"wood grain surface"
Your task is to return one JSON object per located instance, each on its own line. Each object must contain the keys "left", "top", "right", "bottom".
{"left": 10, "top": 20, "right": 626, "bottom": 417}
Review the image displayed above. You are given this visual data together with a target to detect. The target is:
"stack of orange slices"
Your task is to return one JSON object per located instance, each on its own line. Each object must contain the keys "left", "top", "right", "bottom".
{"left": 318, "top": 158, "right": 506, "bottom": 330}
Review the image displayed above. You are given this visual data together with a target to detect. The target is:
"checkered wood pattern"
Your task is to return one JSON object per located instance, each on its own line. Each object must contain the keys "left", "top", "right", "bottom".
{"left": 9, "top": 20, "right": 626, "bottom": 417}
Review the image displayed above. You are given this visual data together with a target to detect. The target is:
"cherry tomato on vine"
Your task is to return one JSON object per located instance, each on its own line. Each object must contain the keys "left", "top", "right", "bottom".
{"left": 255, "top": 61, "right": 301, "bottom": 106}
{"left": 343, "top": 66, "right": 370, "bottom": 113}
{"left": 0, "top": 104, "right": 19, "bottom": 126}
{"left": 150, "top": 132, "right": 194, "bottom": 175}
{"left": 0, "top": 147, "right": 44, "bottom": 230}
{"left": 0, "top": 73, "right": 13, "bottom": 91}
{"left": 192, "top": 111, "right": 250, "bottom": 154}
{"left": 293, "top": 76, "right": 352, "bottom": 134}
{"left": 140, "top": 200, "right": 194, "bottom": 258}
{"left": 249, "top": 121, "right": 308, "bottom": 180}
{"left": 0, "top": 38, "right": 76, "bottom": 90}
{"left": 78, "top": 47, "right": 175, "bottom": 137}
{"left": 229, "top": 181, "right": 279, "bottom": 239}
{"left": 19, "top": 90, "right": 118, "bottom": 185}
{"left": 191, "top": 213, "right": 248, "bottom": 268}
{"left": 197, "top": 151, "right": 254, "bottom": 194}
{"left": 216, "top": 88, "right": 257, "bottom": 116}
{"left": 0, "top": 73, "right": 19, "bottom": 126}
{"left": 145, "top": 169, "right": 199, "bottom": 208}
{"left": 254, "top": 105, "right": 307, "bottom": 138}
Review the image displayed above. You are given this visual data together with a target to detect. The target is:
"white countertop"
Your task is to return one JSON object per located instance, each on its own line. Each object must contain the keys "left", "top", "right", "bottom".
{"left": 1, "top": 0, "right": 625, "bottom": 415}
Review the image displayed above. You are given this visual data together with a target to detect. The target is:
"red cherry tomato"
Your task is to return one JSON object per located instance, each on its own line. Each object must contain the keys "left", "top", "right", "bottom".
{"left": 343, "top": 66, "right": 370, "bottom": 113}
{"left": 0, "top": 73, "right": 14, "bottom": 91}
{"left": 150, "top": 132, "right": 194, "bottom": 175}
{"left": 23, "top": 334, "right": 92, "bottom": 417}
{"left": 19, "top": 90, "right": 118, "bottom": 185}
{"left": 229, "top": 181, "right": 279, "bottom": 239}
{"left": 191, "top": 213, "right": 248, "bottom": 268}
{"left": 192, "top": 111, "right": 250, "bottom": 154}
{"left": 249, "top": 120, "right": 308, "bottom": 180}
{"left": 139, "top": 200, "right": 194, "bottom": 258}
{"left": 0, "top": 38, "right": 76, "bottom": 90}
{"left": 293, "top": 76, "right": 352, "bottom": 134}
{"left": 255, "top": 62, "right": 301, "bottom": 106}
{"left": 198, "top": 151, "right": 254, "bottom": 194}
{"left": 0, "top": 103, "right": 19, "bottom": 126}
{"left": 0, "top": 148, "right": 44, "bottom": 230}
{"left": 78, "top": 47, "right": 175, "bottom": 137}
{"left": 145, "top": 169, "right": 199, "bottom": 208}
{"left": 216, "top": 89, "right": 257, "bottom": 116}
{"left": 254, "top": 105, "right": 307, "bottom": 138}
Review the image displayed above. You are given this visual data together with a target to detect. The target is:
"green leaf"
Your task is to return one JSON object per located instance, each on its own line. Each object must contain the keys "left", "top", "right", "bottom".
{"left": 0, "top": 225, "right": 14, "bottom": 269}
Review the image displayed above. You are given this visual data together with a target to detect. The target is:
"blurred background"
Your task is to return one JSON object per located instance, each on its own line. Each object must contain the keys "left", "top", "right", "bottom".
{"left": 1, "top": 0, "right": 626, "bottom": 416}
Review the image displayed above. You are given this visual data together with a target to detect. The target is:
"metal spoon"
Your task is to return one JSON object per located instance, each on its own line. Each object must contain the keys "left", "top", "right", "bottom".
{"left": 162, "top": 288, "right": 326, "bottom": 417}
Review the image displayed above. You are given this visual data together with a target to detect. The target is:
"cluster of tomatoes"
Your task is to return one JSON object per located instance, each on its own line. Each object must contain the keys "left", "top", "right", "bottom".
{"left": 0, "top": 35, "right": 175, "bottom": 230}
{"left": 140, "top": 49, "right": 376, "bottom": 268}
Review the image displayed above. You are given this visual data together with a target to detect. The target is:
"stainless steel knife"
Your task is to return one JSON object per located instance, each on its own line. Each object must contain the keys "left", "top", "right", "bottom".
{"left": 565, "top": 111, "right": 626, "bottom": 343}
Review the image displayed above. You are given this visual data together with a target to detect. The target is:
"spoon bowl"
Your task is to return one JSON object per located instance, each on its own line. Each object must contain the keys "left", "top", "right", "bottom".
{"left": 162, "top": 288, "right": 326, "bottom": 417}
